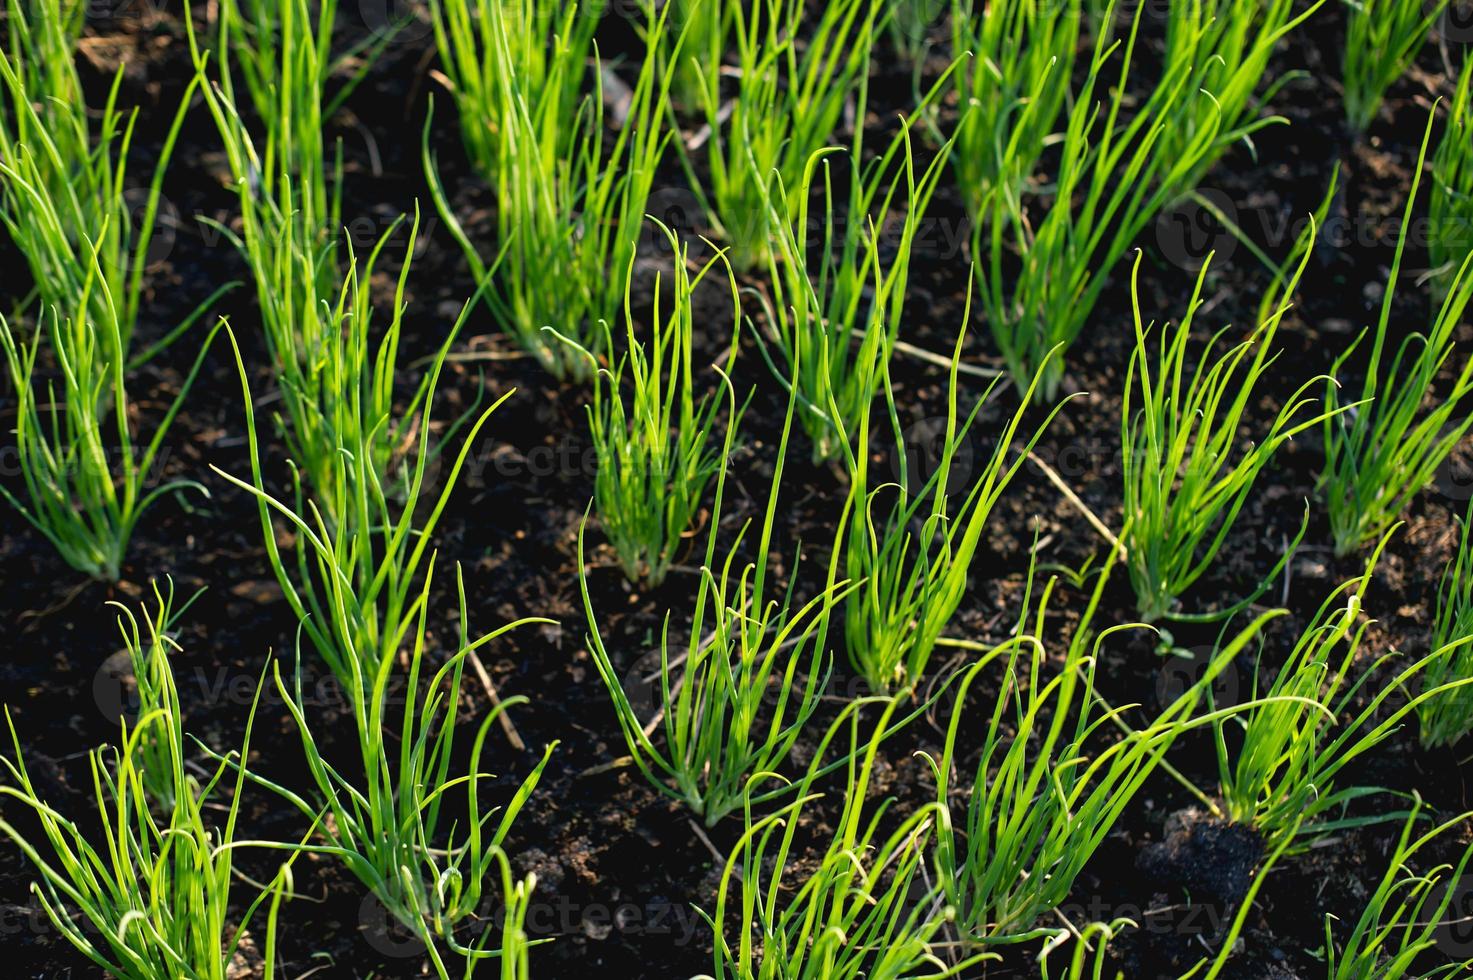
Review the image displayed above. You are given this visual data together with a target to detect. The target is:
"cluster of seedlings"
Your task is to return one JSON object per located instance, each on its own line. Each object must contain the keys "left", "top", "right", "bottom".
{"left": 2, "top": 0, "right": 1473, "bottom": 977}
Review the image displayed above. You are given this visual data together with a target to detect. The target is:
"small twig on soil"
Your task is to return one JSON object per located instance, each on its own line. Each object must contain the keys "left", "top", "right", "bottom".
{"left": 577, "top": 755, "right": 634, "bottom": 779}
{"left": 1026, "top": 449, "right": 1125, "bottom": 557}
{"left": 892, "top": 338, "right": 1004, "bottom": 379}
{"left": 687, "top": 818, "right": 728, "bottom": 870}
{"left": 469, "top": 650, "right": 525, "bottom": 751}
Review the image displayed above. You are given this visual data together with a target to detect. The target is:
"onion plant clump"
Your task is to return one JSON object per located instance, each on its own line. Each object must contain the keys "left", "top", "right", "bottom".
{"left": 579, "top": 363, "right": 851, "bottom": 826}
{"left": 757, "top": 87, "right": 958, "bottom": 463}
{"left": 0, "top": 307, "right": 222, "bottom": 580}
{"left": 1155, "top": 0, "right": 1322, "bottom": 198}
{"left": 426, "top": 0, "right": 675, "bottom": 380}
{"left": 215, "top": 327, "right": 553, "bottom": 970}
{"left": 188, "top": 1, "right": 417, "bottom": 507}
{"left": 1213, "top": 532, "right": 1473, "bottom": 853}
{"left": 3, "top": 0, "right": 83, "bottom": 106}
{"left": 188, "top": 0, "right": 342, "bottom": 313}
{"left": 970, "top": 0, "right": 1226, "bottom": 402}
{"left": 691, "top": 0, "right": 889, "bottom": 272}
{"left": 927, "top": 548, "right": 1283, "bottom": 944}
{"left": 1325, "top": 797, "right": 1473, "bottom": 978}
{"left": 1342, "top": 0, "right": 1449, "bottom": 131}
{"left": 212, "top": 296, "right": 480, "bottom": 701}
{"left": 660, "top": 0, "right": 727, "bottom": 110}
{"left": 559, "top": 223, "right": 743, "bottom": 587}
{"left": 187, "top": 0, "right": 334, "bottom": 484}
{"left": 1322, "top": 111, "right": 1473, "bottom": 556}
{"left": 841, "top": 299, "right": 1070, "bottom": 693}
{"left": 1432, "top": 59, "right": 1473, "bottom": 290}
{"left": 699, "top": 697, "right": 992, "bottom": 979}
{"left": 948, "top": 0, "right": 1083, "bottom": 214}
{"left": 1419, "top": 496, "right": 1473, "bottom": 747}
{"left": 228, "top": 567, "right": 554, "bottom": 975}
{"left": 1120, "top": 235, "right": 1348, "bottom": 622}
{"left": 0, "top": 0, "right": 221, "bottom": 364}
{"left": 428, "top": 0, "right": 598, "bottom": 175}
{"left": 0, "top": 589, "right": 296, "bottom": 980}
{"left": 108, "top": 578, "right": 204, "bottom": 809}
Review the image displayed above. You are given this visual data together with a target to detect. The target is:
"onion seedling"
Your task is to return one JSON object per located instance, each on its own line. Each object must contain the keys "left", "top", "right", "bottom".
{"left": 1215, "top": 531, "right": 1473, "bottom": 852}
{"left": 1322, "top": 109, "right": 1473, "bottom": 556}
{"left": 0, "top": 307, "right": 222, "bottom": 581}
{"left": 971, "top": 0, "right": 1224, "bottom": 402}
{"left": 186, "top": 0, "right": 344, "bottom": 496}
{"left": 699, "top": 696, "right": 994, "bottom": 979}
{"left": 1325, "top": 797, "right": 1473, "bottom": 978}
{"left": 223, "top": 567, "right": 555, "bottom": 975}
{"left": 1419, "top": 495, "right": 1473, "bottom": 747}
{"left": 108, "top": 578, "right": 204, "bottom": 809}
{"left": 579, "top": 354, "right": 851, "bottom": 826}
{"left": 212, "top": 297, "right": 481, "bottom": 693}
{"left": 1157, "top": 0, "right": 1322, "bottom": 199}
{"left": 690, "top": 0, "right": 889, "bottom": 272}
{"left": 949, "top": 0, "right": 1082, "bottom": 216}
{"left": 927, "top": 547, "right": 1284, "bottom": 944}
{"left": 841, "top": 293, "right": 1071, "bottom": 693}
{"left": 216, "top": 321, "right": 553, "bottom": 969}
{"left": 1342, "top": 0, "right": 1449, "bottom": 131}
{"left": 558, "top": 222, "right": 743, "bottom": 587}
{"left": 427, "top": 0, "right": 598, "bottom": 173}
{"left": 187, "top": 1, "right": 417, "bottom": 507}
{"left": 756, "top": 86, "right": 958, "bottom": 463}
{"left": 0, "top": 595, "right": 296, "bottom": 980}
{"left": 425, "top": 0, "right": 675, "bottom": 380}
{"left": 0, "top": 0, "right": 222, "bottom": 364}
{"left": 1120, "top": 229, "right": 1350, "bottom": 622}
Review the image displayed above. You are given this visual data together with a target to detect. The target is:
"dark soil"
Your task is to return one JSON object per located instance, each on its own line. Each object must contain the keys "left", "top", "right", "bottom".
{"left": 3, "top": 2, "right": 1473, "bottom": 978}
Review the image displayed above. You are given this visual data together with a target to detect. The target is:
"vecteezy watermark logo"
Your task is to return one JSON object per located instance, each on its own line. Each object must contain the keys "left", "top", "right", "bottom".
{"left": 352, "top": 0, "right": 434, "bottom": 47}
{"left": 1155, "top": 188, "right": 1238, "bottom": 271}
{"left": 1431, "top": 417, "right": 1473, "bottom": 503}
{"left": 1433, "top": 874, "right": 1473, "bottom": 957}
{"left": 360, "top": 893, "right": 430, "bottom": 959}
{"left": 889, "top": 0, "right": 947, "bottom": 44}
{"left": 1156, "top": 643, "right": 1241, "bottom": 711}
{"left": 93, "top": 649, "right": 137, "bottom": 728}
{"left": 893, "top": 416, "right": 983, "bottom": 492}
{"left": 124, "top": 188, "right": 178, "bottom": 270}
{"left": 1440, "top": 1, "right": 1473, "bottom": 44}
{"left": 644, "top": 185, "right": 708, "bottom": 254}
{"left": 620, "top": 647, "right": 665, "bottom": 724}
{"left": 360, "top": 890, "right": 703, "bottom": 957}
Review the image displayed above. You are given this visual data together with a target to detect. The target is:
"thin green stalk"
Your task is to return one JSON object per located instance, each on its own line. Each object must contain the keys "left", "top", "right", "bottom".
{"left": 579, "top": 344, "right": 849, "bottom": 825}
{"left": 0, "top": 590, "right": 296, "bottom": 980}
{"left": 1322, "top": 108, "right": 1473, "bottom": 556}
{"left": 841, "top": 290, "right": 1072, "bottom": 693}
{"left": 425, "top": 0, "right": 676, "bottom": 379}
{"left": 1342, "top": 0, "right": 1449, "bottom": 131}
{"left": 558, "top": 222, "right": 744, "bottom": 586}
{"left": 1120, "top": 219, "right": 1351, "bottom": 621}
{"left": 699, "top": 697, "right": 995, "bottom": 978}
